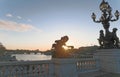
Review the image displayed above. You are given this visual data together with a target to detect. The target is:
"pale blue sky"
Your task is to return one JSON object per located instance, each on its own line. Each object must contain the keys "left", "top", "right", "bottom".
{"left": 0, "top": 0, "right": 120, "bottom": 51}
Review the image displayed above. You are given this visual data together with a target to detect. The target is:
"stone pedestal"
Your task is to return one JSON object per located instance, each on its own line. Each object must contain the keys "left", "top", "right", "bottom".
{"left": 94, "top": 49, "right": 120, "bottom": 73}
{"left": 53, "top": 59, "right": 78, "bottom": 77}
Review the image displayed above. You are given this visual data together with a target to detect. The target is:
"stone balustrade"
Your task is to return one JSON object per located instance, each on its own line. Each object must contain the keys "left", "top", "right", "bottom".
{"left": 77, "top": 58, "right": 100, "bottom": 73}
{"left": 0, "top": 60, "right": 53, "bottom": 77}
{"left": 0, "top": 58, "right": 100, "bottom": 77}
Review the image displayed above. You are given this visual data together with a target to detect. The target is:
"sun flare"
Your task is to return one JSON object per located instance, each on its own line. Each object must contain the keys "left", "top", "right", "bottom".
{"left": 62, "top": 46, "right": 69, "bottom": 50}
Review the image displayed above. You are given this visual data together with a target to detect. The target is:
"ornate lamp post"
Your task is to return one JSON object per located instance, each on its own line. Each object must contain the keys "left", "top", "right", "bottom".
{"left": 91, "top": 0, "right": 120, "bottom": 48}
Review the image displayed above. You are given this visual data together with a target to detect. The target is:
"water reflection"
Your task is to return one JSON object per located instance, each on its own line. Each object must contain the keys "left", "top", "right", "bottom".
{"left": 12, "top": 53, "right": 52, "bottom": 61}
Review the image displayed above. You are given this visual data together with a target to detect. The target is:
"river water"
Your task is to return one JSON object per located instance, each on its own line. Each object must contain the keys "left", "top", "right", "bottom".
{"left": 12, "top": 53, "right": 52, "bottom": 61}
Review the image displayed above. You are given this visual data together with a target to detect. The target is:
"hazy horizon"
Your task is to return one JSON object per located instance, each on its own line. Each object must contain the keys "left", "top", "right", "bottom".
{"left": 0, "top": 0, "right": 120, "bottom": 51}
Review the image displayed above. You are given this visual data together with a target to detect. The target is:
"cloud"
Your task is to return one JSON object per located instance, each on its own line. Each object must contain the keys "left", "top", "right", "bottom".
{"left": 0, "top": 20, "right": 41, "bottom": 32}
{"left": 17, "top": 16, "right": 22, "bottom": 19}
{"left": 6, "top": 14, "right": 13, "bottom": 17}
{"left": 5, "top": 13, "right": 32, "bottom": 22}
{"left": 27, "top": 19, "right": 32, "bottom": 22}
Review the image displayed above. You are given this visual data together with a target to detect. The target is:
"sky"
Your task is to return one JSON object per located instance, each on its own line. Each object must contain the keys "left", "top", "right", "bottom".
{"left": 0, "top": 0, "right": 120, "bottom": 51}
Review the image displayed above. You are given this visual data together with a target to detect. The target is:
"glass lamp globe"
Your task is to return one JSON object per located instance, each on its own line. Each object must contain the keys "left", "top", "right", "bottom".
{"left": 91, "top": 13, "right": 96, "bottom": 20}
{"left": 115, "top": 10, "right": 119, "bottom": 17}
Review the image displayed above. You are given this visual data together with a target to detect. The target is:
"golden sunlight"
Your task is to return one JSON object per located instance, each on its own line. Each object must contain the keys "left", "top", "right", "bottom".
{"left": 62, "top": 45, "right": 69, "bottom": 50}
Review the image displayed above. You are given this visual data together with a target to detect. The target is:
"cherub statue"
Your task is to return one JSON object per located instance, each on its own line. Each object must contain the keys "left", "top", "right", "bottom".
{"left": 111, "top": 28, "right": 120, "bottom": 48}
{"left": 98, "top": 30, "right": 105, "bottom": 48}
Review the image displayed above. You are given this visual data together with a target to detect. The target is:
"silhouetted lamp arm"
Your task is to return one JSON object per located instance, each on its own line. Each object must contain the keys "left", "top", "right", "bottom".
{"left": 91, "top": 13, "right": 101, "bottom": 23}
{"left": 110, "top": 10, "right": 120, "bottom": 22}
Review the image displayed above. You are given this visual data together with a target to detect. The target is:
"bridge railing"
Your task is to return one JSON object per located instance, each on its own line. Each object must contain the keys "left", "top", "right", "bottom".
{"left": 76, "top": 58, "right": 100, "bottom": 73}
{"left": 0, "top": 58, "right": 100, "bottom": 77}
{"left": 0, "top": 60, "right": 54, "bottom": 77}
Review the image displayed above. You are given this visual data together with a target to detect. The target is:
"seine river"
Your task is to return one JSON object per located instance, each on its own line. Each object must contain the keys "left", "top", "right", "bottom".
{"left": 12, "top": 53, "right": 52, "bottom": 61}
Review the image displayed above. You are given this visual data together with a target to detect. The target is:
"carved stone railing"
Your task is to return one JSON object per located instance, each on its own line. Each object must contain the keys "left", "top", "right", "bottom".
{"left": 0, "top": 60, "right": 54, "bottom": 77}
{"left": 76, "top": 58, "right": 100, "bottom": 73}
{"left": 0, "top": 58, "right": 100, "bottom": 77}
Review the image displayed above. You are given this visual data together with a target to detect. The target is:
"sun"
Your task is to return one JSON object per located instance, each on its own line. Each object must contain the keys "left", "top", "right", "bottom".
{"left": 62, "top": 45, "right": 69, "bottom": 50}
